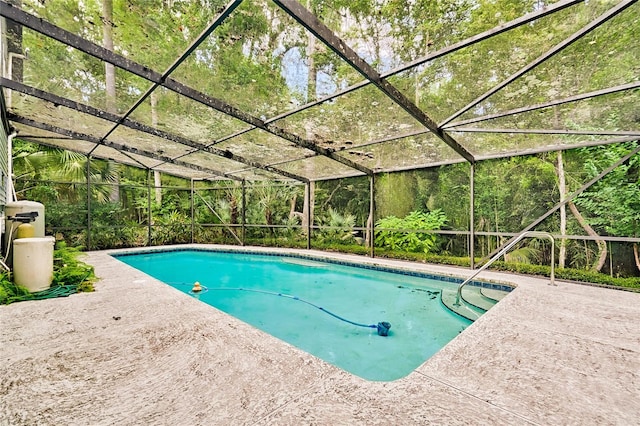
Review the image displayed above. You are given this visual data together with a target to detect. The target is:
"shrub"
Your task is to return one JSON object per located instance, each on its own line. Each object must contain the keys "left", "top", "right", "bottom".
{"left": 375, "top": 210, "right": 448, "bottom": 253}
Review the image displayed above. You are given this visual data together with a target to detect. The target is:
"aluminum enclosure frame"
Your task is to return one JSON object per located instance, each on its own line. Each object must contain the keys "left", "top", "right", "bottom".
{"left": 0, "top": 0, "right": 638, "bottom": 263}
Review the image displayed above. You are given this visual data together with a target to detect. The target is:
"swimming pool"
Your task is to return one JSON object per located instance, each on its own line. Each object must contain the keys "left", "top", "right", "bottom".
{"left": 115, "top": 249, "right": 475, "bottom": 381}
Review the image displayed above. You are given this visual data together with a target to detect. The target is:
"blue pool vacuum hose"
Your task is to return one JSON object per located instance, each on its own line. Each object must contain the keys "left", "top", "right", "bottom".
{"left": 189, "top": 285, "right": 392, "bottom": 336}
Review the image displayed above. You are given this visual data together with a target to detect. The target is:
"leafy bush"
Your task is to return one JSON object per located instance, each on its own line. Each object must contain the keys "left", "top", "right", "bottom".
{"left": 0, "top": 275, "right": 32, "bottom": 304}
{"left": 375, "top": 210, "right": 448, "bottom": 253}
{"left": 151, "top": 210, "right": 191, "bottom": 245}
{"left": 52, "top": 243, "right": 96, "bottom": 293}
{"left": 316, "top": 208, "right": 357, "bottom": 244}
{"left": 353, "top": 248, "right": 640, "bottom": 290}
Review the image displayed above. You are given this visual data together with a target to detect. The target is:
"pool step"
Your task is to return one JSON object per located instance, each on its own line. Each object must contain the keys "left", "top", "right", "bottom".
{"left": 441, "top": 286, "right": 510, "bottom": 322}
{"left": 440, "top": 288, "right": 485, "bottom": 322}
{"left": 481, "top": 287, "right": 509, "bottom": 302}
{"left": 462, "top": 287, "right": 502, "bottom": 312}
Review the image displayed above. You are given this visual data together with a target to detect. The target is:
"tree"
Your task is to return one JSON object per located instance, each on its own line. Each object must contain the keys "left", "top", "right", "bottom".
{"left": 575, "top": 143, "right": 640, "bottom": 272}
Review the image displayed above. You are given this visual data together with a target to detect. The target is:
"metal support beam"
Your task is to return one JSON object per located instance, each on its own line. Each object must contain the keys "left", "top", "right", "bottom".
{"left": 449, "top": 128, "right": 640, "bottom": 136}
{"left": 273, "top": 0, "right": 475, "bottom": 164}
{"left": 86, "top": 154, "right": 91, "bottom": 251}
{"left": 1, "top": 79, "right": 305, "bottom": 183}
{"left": 92, "top": 0, "right": 243, "bottom": 149}
{"left": 147, "top": 168, "right": 155, "bottom": 247}
{"left": 369, "top": 174, "right": 375, "bottom": 258}
{"left": 147, "top": 169, "right": 152, "bottom": 246}
{"left": 8, "top": 113, "right": 242, "bottom": 181}
{"left": 203, "top": 0, "right": 584, "bottom": 148}
{"left": 444, "top": 82, "right": 640, "bottom": 129}
{"left": 469, "top": 163, "right": 475, "bottom": 269}
{"left": 440, "top": 0, "right": 638, "bottom": 127}
{"left": 305, "top": 182, "right": 311, "bottom": 250}
{"left": 479, "top": 143, "right": 640, "bottom": 265}
{"left": 190, "top": 178, "right": 195, "bottom": 244}
{"left": 241, "top": 180, "right": 246, "bottom": 246}
{"left": 0, "top": 3, "right": 371, "bottom": 176}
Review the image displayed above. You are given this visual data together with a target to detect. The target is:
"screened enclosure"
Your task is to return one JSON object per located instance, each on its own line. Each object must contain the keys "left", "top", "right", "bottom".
{"left": 1, "top": 0, "right": 639, "bottom": 276}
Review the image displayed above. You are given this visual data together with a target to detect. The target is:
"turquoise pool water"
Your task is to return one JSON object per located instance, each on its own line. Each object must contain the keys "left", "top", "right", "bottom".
{"left": 115, "top": 250, "right": 472, "bottom": 381}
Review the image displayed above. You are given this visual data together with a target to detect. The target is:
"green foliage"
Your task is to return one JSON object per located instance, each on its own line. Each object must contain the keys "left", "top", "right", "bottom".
{"left": 152, "top": 210, "right": 191, "bottom": 245}
{"left": 375, "top": 173, "right": 418, "bottom": 219}
{"left": 504, "top": 247, "right": 541, "bottom": 264}
{"left": 0, "top": 275, "right": 32, "bottom": 305}
{"left": 491, "top": 262, "right": 640, "bottom": 290}
{"left": 52, "top": 243, "right": 96, "bottom": 293}
{"left": 316, "top": 208, "right": 357, "bottom": 244}
{"left": 375, "top": 210, "right": 448, "bottom": 253}
{"left": 576, "top": 143, "right": 640, "bottom": 238}
{"left": 371, "top": 249, "right": 640, "bottom": 290}
{"left": 315, "top": 177, "right": 370, "bottom": 227}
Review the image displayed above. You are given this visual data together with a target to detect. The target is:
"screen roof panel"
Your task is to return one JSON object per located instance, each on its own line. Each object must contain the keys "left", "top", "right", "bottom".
{"left": 151, "top": 162, "right": 227, "bottom": 181}
{"left": 449, "top": 90, "right": 640, "bottom": 136}
{"left": 19, "top": 28, "right": 154, "bottom": 115}
{"left": 340, "top": 132, "right": 462, "bottom": 172}
{"left": 386, "top": 1, "right": 619, "bottom": 127}
{"left": 275, "top": 84, "right": 424, "bottom": 148}
{"left": 19, "top": 0, "right": 229, "bottom": 74}
{"left": 216, "top": 127, "right": 315, "bottom": 165}
{"left": 463, "top": 4, "right": 640, "bottom": 118}
{"left": 313, "top": 0, "right": 589, "bottom": 73}
{"left": 176, "top": 150, "right": 263, "bottom": 176}
{"left": 12, "top": 122, "right": 164, "bottom": 171}
{"left": 127, "top": 88, "right": 250, "bottom": 145}
{"left": 168, "top": 0, "right": 366, "bottom": 119}
{"left": 9, "top": 92, "right": 117, "bottom": 139}
{"left": 280, "top": 155, "right": 365, "bottom": 182}
{"left": 106, "top": 125, "right": 196, "bottom": 159}
{"left": 2, "top": 0, "right": 638, "bottom": 182}
{"left": 12, "top": 122, "right": 97, "bottom": 155}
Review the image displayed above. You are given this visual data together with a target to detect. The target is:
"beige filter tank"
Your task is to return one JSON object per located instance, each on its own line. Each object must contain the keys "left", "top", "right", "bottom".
{"left": 13, "top": 237, "right": 55, "bottom": 292}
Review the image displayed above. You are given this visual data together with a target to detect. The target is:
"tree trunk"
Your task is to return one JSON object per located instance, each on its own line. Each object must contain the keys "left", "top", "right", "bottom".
{"left": 634, "top": 243, "right": 640, "bottom": 272}
{"left": 103, "top": 0, "right": 119, "bottom": 203}
{"left": 301, "top": 183, "right": 315, "bottom": 237}
{"left": 302, "top": 2, "right": 316, "bottom": 232}
{"left": 154, "top": 170, "right": 162, "bottom": 205}
{"left": 289, "top": 193, "right": 298, "bottom": 219}
{"left": 150, "top": 92, "right": 162, "bottom": 205}
{"left": 568, "top": 201, "right": 607, "bottom": 271}
{"left": 365, "top": 212, "right": 373, "bottom": 248}
{"left": 306, "top": 0, "right": 316, "bottom": 102}
{"left": 556, "top": 151, "right": 567, "bottom": 268}
{"left": 102, "top": 0, "right": 116, "bottom": 112}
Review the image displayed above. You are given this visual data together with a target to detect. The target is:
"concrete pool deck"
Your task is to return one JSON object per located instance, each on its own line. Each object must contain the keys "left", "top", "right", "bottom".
{"left": 1, "top": 245, "right": 639, "bottom": 425}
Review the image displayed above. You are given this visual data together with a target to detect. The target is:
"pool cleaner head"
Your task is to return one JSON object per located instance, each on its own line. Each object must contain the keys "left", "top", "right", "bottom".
{"left": 377, "top": 321, "right": 391, "bottom": 336}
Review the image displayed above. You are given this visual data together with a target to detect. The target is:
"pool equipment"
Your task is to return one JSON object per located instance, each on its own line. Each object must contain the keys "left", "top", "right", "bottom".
{"left": 8, "top": 211, "right": 39, "bottom": 239}
{"left": 376, "top": 321, "right": 391, "bottom": 336}
{"left": 5, "top": 201, "right": 45, "bottom": 237}
{"left": 199, "top": 285, "right": 392, "bottom": 336}
{"left": 12, "top": 236, "right": 55, "bottom": 292}
{"left": 2, "top": 207, "right": 55, "bottom": 292}
{"left": 4, "top": 201, "right": 46, "bottom": 268}
{"left": 191, "top": 281, "right": 203, "bottom": 292}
